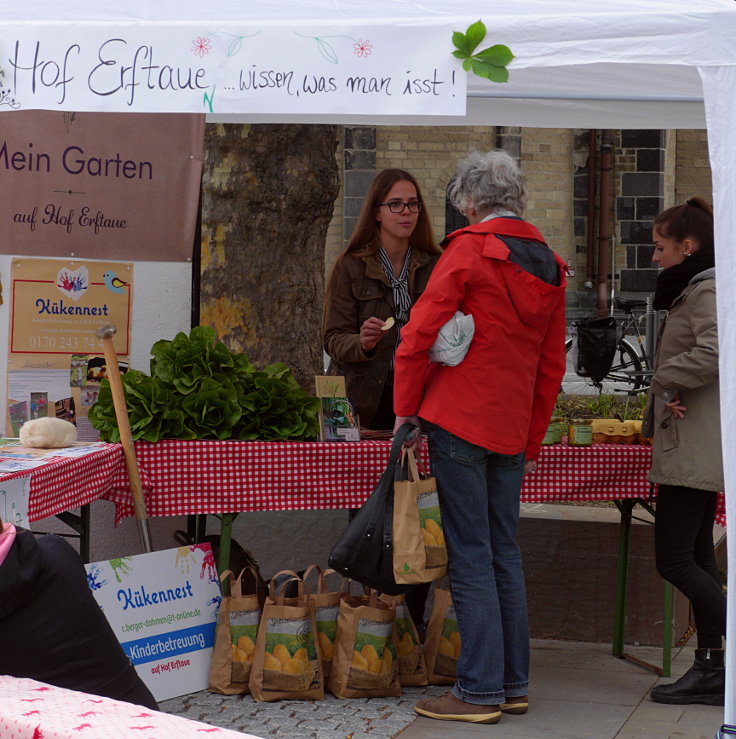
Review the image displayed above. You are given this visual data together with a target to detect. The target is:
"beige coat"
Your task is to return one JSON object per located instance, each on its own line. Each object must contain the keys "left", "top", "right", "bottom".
{"left": 642, "top": 268, "right": 723, "bottom": 491}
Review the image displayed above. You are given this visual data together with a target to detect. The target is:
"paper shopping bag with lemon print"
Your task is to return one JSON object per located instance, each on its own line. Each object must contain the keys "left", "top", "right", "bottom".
{"left": 392, "top": 448, "right": 448, "bottom": 584}
{"left": 328, "top": 587, "right": 401, "bottom": 699}
{"left": 302, "top": 565, "right": 342, "bottom": 680}
{"left": 208, "top": 567, "right": 263, "bottom": 695}
{"left": 248, "top": 570, "right": 324, "bottom": 702}
{"left": 380, "top": 593, "right": 428, "bottom": 686}
{"left": 424, "top": 587, "right": 461, "bottom": 685}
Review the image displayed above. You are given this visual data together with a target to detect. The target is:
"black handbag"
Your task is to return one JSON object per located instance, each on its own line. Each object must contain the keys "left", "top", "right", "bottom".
{"left": 327, "top": 422, "right": 417, "bottom": 595}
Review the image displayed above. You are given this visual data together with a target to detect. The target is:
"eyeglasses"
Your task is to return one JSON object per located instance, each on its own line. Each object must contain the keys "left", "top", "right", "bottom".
{"left": 379, "top": 200, "right": 423, "bottom": 214}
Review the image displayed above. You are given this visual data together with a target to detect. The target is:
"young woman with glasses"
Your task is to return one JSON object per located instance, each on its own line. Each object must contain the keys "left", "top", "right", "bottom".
{"left": 323, "top": 168, "right": 441, "bottom": 631}
{"left": 323, "top": 168, "right": 441, "bottom": 432}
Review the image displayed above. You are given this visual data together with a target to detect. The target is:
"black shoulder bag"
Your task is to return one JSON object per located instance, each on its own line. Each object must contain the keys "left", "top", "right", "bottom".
{"left": 327, "top": 422, "right": 417, "bottom": 595}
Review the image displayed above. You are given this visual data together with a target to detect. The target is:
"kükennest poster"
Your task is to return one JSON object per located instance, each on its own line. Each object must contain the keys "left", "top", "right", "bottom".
{"left": 8, "top": 257, "right": 132, "bottom": 437}
{"left": 85, "top": 544, "right": 222, "bottom": 701}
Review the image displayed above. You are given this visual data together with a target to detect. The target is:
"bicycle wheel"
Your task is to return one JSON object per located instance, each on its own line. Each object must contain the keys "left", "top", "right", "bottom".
{"left": 562, "top": 337, "right": 645, "bottom": 395}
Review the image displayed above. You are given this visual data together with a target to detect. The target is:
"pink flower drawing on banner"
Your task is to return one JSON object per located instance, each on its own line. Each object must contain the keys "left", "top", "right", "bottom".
{"left": 353, "top": 39, "right": 372, "bottom": 58}
{"left": 191, "top": 36, "right": 212, "bottom": 58}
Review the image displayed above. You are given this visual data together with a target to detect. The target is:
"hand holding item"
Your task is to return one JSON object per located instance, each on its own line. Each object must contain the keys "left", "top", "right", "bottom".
{"left": 360, "top": 316, "right": 391, "bottom": 352}
{"left": 393, "top": 415, "right": 422, "bottom": 450}
{"left": 665, "top": 394, "right": 687, "bottom": 419}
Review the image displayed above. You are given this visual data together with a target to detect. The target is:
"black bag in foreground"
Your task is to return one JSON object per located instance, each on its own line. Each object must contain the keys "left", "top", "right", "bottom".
{"left": 571, "top": 316, "right": 618, "bottom": 381}
{"left": 328, "top": 423, "right": 417, "bottom": 595}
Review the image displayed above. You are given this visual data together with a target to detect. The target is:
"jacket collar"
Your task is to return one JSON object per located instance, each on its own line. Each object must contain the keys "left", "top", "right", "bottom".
{"left": 689, "top": 266, "right": 715, "bottom": 284}
{"left": 442, "top": 217, "right": 547, "bottom": 249}
{"left": 669, "top": 266, "right": 716, "bottom": 310}
{"left": 362, "top": 247, "right": 435, "bottom": 283}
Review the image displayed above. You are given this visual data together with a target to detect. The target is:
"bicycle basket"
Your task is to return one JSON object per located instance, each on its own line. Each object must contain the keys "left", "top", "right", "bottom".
{"left": 570, "top": 316, "right": 619, "bottom": 382}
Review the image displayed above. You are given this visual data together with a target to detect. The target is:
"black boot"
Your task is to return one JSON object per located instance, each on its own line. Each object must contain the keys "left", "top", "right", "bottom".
{"left": 650, "top": 648, "right": 725, "bottom": 706}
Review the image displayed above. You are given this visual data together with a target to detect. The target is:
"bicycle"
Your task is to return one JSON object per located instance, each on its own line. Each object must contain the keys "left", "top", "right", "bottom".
{"left": 562, "top": 297, "right": 655, "bottom": 396}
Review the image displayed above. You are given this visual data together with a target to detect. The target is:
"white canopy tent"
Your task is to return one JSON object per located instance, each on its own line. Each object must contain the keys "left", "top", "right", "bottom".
{"left": 2, "top": 0, "right": 735, "bottom": 723}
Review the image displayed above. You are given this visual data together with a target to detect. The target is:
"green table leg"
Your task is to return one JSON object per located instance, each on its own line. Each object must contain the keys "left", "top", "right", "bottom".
{"left": 612, "top": 499, "right": 634, "bottom": 657}
{"left": 218, "top": 512, "right": 235, "bottom": 596}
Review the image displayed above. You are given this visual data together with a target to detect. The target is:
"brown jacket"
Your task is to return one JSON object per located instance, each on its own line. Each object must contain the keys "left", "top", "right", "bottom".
{"left": 642, "top": 268, "right": 723, "bottom": 491}
{"left": 322, "top": 247, "right": 439, "bottom": 428}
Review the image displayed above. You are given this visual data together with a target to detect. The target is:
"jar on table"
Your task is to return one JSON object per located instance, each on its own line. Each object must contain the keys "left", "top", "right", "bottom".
{"left": 542, "top": 416, "right": 563, "bottom": 445}
{"left": 568, "top": 418, "right": 593, "bottom": 446}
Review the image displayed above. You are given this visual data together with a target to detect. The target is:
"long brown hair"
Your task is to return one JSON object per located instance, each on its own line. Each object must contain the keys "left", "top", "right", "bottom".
{"left": 653, "top": 196, "right": 714, "bottom": 254}
{"left": 340, "top": 169, "right": 439, "bottom": 259}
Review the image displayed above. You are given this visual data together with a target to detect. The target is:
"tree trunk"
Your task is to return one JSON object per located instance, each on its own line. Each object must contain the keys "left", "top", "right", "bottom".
{"left": 200, "top": 124, "right": 339, "bottom": 391}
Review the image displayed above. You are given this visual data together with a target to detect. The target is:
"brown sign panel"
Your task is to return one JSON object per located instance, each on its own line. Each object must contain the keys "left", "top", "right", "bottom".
{"left": 0, "top": 111, "right": 204, "bottom": 261}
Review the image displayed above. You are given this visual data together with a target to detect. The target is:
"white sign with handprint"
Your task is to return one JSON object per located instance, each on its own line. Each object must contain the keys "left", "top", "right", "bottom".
{"left": 0, "top": 476, "right": 30, "bottom": 529}
{"left": 85, "top": 543, "right": 221, "bottom": 701}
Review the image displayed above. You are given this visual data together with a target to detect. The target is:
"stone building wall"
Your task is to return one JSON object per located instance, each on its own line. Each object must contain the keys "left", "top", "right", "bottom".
{"left": 324, "top": 125, "right": 574, "bottom": 274}
{"left": 675, "top": 129, "right": 712, "bottom": 204}
{"left": 520, "top": 128, "right": 575, "bottom": 271}
{"left": 323, "top": 126, "right": 711, "bottom": 301}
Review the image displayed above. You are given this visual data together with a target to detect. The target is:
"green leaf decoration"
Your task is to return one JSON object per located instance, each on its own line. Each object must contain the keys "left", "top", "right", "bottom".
{"left": 451, "top": 31, "right": 472, "bottom": 56}
{"left": 452, "top": 20, "right": 513, "bottom": 85}
{"left": 484, "top": 65, "right": 510, "bottom": 84}
{"left": 471, "top": 59, "right": 510, "bottom": 83}
{"left": 475, "top": 44, "right": 514, "bottom": 67}
{"left": 465, "top": 20, "right": 487, "bottom": 53}
{"left": 88, "top": 325, "right": 320, "bottom": 443}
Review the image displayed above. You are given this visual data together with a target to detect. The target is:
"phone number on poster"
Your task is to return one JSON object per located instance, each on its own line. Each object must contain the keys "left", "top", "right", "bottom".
{"left": 26, "top": 335, "right": 102, "bottom": 351}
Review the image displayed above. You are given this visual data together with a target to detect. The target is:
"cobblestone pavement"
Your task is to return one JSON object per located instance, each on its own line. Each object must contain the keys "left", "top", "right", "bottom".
{"left": 159, "top": 684, "right": 446, "bottom": 738}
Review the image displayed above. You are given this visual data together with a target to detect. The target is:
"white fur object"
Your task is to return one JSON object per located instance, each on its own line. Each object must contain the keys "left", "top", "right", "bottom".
{"left": 19, "top": 418, "right": 78, "bottom": 448}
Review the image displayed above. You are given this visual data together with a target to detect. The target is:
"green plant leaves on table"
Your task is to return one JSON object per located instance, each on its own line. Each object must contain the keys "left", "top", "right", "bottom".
{"left": 452, "top": 20, "right": 513, "bottom": 83}
{"left": 88, "top": 325, "right": 320, "bottom": 443}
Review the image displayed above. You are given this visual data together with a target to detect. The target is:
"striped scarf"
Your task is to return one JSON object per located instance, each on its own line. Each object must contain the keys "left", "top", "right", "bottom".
{"left": 378, "top": 246, "right": 412, "bottom": 328}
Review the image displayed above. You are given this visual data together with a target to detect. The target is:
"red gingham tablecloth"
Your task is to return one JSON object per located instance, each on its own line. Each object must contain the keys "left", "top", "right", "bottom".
{"left": 104, "top": 439, "right": 726, "bottom": 526}
{"left": 0, "top": 444, "right": 124, "bottom": 522}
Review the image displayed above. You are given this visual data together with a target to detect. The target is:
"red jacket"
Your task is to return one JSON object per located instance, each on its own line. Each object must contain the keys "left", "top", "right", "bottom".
{"left": 394, "top": 217, "right": 567, "bottom": 460}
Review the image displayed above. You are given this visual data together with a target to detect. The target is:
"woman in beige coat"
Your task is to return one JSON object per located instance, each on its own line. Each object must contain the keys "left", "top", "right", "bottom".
{"left": 642, "top": 197, "right": 725, "bottom": 706}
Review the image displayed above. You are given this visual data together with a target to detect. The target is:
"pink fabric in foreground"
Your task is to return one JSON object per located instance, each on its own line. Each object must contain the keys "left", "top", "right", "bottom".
{"left": 0, "top": 523, "right": 16, "bottom": 567}
{"left": 0, "top": 675, "right": 263, "bottom": 738}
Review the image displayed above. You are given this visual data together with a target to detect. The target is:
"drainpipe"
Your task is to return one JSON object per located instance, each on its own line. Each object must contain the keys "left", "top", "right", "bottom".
{"left": 584, "top": 129, "right": 597, "bottom": 290}
{"left": 596, "top": 130, "right": 613, "bottom": 316}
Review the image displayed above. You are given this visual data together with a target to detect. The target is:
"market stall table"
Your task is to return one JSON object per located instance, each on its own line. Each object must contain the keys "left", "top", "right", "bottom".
{"left": 106, "top": 439, "right": 726, "bottom": 676}
{"left": 1, "top": 442, "right": 124, "bottom": 561}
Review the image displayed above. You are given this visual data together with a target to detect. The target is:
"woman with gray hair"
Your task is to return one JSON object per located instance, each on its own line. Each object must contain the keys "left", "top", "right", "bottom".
{"left": 447, "top": 148, "right": 528, "bottom": 217}
{"left": 393, "top": 149, "right": 566, "bottom": 724}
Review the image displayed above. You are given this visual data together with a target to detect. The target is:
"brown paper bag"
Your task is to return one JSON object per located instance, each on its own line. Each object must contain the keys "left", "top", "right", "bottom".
{"left": 393, "top": 449, "right": 448, "bottom": 584}
{"left": 303, "top": 565, "right": 341, "bottom": 680}
{"left": 424, "top": 587, "right": 461, "bottom": 685}
{"left": 328, "top": 585, "right": 401, "bottom": 699}
{"left": 380, "top": 593, "right": 428, "bottom": 686}
{"left": 248, "top": 570, "right": 324, "bottom": 702}
{"left": 208, "top": 567, "right": 264, "bottom": 695}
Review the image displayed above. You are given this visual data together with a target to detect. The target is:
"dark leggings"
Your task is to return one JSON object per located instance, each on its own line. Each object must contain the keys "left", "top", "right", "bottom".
{"left": 654, "top": 484, "right": 726, "bottom": 649}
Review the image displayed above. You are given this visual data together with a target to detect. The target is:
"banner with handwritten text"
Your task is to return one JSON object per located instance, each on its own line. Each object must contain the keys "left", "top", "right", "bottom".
{"left": 0, "top": 26, "right": 464, "bottom": 116}
{"left": 0, "top": 111, "right": 204, "bottom": 261}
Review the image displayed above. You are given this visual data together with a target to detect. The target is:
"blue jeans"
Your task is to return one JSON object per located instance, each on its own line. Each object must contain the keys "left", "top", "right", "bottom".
{"left": 428, "top": 425, "right": 529, "bottom": 704}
